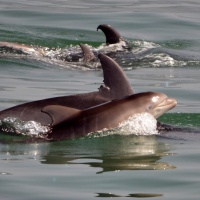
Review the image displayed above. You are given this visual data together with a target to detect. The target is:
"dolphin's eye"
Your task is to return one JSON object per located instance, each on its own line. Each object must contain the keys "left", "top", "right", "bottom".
{"left": 147, "top": 105, "right": 153, "bottom": 110}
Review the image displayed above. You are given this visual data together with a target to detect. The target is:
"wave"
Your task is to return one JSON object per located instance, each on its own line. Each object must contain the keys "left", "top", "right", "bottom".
{"left": 1, "top": 39, "right": 200, "bottom": 71}
{"left": 0, "top": 117, "right": 50, "bottom": 139}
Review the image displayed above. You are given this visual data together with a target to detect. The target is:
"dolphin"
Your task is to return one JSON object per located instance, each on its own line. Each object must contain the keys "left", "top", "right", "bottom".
{"left": 79, "top": 44, "right": 97, "bottom": 62}
{"left": 0, "top": 24, "right": 126, "bottom": 63}
{"left": 0, "top": 54, "right": 133, "bottom": 125}
{"left": 42, "top": 92, "right": 177, "bottom": 141}
{"left": 97, "top": 24, "right": 123, "bottom": 45}
{"left": 0, "top": 24, "right": 124, "bottom": 55}
{"left": 0, "top": 42, "right": 96, "bottom": 63}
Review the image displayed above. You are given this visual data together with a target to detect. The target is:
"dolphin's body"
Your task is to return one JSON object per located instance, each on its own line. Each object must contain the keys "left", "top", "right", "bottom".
{"left": 0, "top": 54, "right": 133, "bottom": 125}
{"left": 42, "top": 92, "right": 177, "bottom": 141}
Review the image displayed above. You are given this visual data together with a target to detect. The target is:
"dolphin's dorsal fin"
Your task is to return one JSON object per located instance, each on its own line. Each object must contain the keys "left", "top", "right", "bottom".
{"left": 79, "top": 44, "right": 97, "bottom": 62}
{"left": 98, "top": 54, "right": 134, "bottom": 99}
{"left": 97, "top": 24, "right": 122, "bottom": 45}
{"left": 42, "top": 105, "right": 81, "bottom": 126}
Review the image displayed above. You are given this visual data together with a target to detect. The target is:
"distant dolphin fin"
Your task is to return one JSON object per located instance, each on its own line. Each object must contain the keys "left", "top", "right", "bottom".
{"left": 79, "top": 44, "right": 97, "bottom": 62}
{"left": 98, "top": 54, "right": 134, "bottom": 99}
{"left": 97, "top": 24, "right": 122, "bottom": 45}
{"left": 42, "top": 105, "right": 81, "bottom": 126}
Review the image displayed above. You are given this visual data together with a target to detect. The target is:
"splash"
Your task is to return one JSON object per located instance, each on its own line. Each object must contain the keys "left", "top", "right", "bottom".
{"left": 87, "top": 113, "right": 159, "bottom": 138}
{"left": 98, "top": 40, "right": 127, "bottom": 53}
{"left": 143, "top": 53, "right": 186, "bottom": 67}
{"left": 2, "top": 39, "right": 198, "bottom": 70}
{"left": 0, "top": 117, "right": 50, "bottom": 138}
{"left": 117, "top": 112, "right": 158, "bottom": 135}
{"left": 131, "top": 40, "right": 160, "bottom": 54}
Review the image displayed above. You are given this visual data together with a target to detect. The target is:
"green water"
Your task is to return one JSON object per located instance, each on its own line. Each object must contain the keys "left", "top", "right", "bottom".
{"left": 159, "top": 113, "right": 200, "bottom": 127}
{"left": 0, "top": 0, "right": 200, "bottom": 199}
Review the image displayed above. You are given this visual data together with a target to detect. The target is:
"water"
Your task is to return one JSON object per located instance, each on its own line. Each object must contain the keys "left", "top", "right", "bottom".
{"left": 0, "top": 0, "right": 200, "bottom": 199}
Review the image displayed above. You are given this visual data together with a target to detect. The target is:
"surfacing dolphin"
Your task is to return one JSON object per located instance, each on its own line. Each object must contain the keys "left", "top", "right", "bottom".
{"left": 42, "top": 92, "right": 177, "bottom": 141}
{"left": 79, "top": 44, "right": 98, "bottom": 64}
{"left": 97, "top": 24, "right": 200, "bottom": 67}
{"left": 0, "top": 24, "right": 126, "bottom": 65}
{"left": 97, "top": 24, "right": 124, "bottom": 45}
{"left": 0, "top": 54, "right": 133, "bottom": 126}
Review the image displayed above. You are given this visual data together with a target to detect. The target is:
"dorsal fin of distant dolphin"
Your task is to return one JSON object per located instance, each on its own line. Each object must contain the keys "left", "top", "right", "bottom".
{"left": 79, "top": 44, "right": 97, "bottom": 62}
{"left": 97, "top": 24, "right": 122, "bottom": 45}
{"left": 98, "top": 54, "right": 134, "bottom": 99}
{"left": 42, "top": 105, "right": 81, "bottom": 126}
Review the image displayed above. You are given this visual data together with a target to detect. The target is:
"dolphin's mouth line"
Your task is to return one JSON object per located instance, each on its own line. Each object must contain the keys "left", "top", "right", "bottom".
{"left": 151, "top": 97, "right": 177, "bottom": 119}
{"left": 156, "top": 98, "right": 177, "bottom": 109}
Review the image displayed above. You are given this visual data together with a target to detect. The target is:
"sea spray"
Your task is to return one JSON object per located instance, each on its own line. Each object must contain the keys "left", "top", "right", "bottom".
{"left": 0, "top": 117, "right": 50, "bottom": 138}
{"left": 87, "top": 112, "right": 158, "bottom": 138}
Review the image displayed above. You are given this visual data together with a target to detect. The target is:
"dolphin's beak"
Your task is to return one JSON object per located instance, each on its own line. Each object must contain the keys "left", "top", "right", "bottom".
{"left": 153, "top": 98, "right": 177, "bottom": 118}
{"left": 159, "top": 98, "right": 177, "bottom": 107}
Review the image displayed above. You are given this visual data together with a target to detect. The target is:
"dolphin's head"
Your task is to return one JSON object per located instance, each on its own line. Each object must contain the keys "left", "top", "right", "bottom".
{"left": 126, "top": 92, "right": 177, "bottom": 119}
{"left": 144, "top": 92, "right": 177, "bottom": 118}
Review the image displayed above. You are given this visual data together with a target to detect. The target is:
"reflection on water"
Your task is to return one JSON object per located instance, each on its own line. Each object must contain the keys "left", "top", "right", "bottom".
{"left": 0, "top": 135, "right": 176, "bottom": 174}
{"left": 96, "top": 192, "right": 163, "bottom": 198}
{"left": 40, "top": 135, "right": 176, "bottom": 173}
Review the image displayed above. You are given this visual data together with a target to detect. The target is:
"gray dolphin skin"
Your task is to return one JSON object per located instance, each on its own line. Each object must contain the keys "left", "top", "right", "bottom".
{"left": 42, "top": 92, "right": 177, "bottom": 140}
{"left": 79, "top": 44, "right": 97, "bottom": 62}
{"left": 97, "top": 24, "right": 123, "bottom": 45}
{"left": 0, "top": 54, "right": 133, "bottom": 125}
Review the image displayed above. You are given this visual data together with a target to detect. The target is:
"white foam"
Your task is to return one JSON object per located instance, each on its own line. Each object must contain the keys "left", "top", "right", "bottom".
{"left": 0, "top": 117, "right": 50, "bottom": 138}
{"left": 87, "top": 112, "right": 159, "bottom": 138}
{"left": 131, "top": 40, "right": 160, "bottom": 54}
{"left": 117, "top": 112, "right": 158, "bottom": 136}
{"left": 98, "top": 40, "right": 127, "bottom": 53}
{"left": 144, "top": 53, "right": 186, "bottom": 67}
